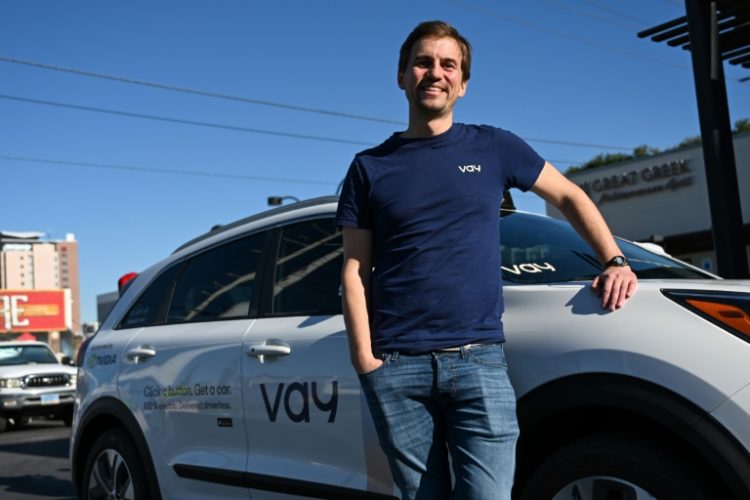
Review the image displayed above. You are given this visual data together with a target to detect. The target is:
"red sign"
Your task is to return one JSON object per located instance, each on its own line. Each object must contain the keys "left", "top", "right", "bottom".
{"left": 0, "top": 290, "right": 70, "bottom": 333}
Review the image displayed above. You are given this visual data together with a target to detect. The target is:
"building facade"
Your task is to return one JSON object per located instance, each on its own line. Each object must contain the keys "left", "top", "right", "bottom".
{"left": 0, "top": 231, "right": 81, "bottom": 354}
{"left": 547, "top": 131, "right": 750, "bottom": 274}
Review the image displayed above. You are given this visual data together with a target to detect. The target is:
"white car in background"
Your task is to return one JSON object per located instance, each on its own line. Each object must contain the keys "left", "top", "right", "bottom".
{"left": 0, "top": 340, "right": 76, "bottom": 431}
{"left": 70, "top": 196, "right": 750, "bottom": 500}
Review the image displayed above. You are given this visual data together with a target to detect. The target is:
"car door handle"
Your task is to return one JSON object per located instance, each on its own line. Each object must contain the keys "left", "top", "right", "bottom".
{"left": 246, "top": 340, "right": 291, "bottom": 364}
{"left": 126, "top": 346, "right": 156, "bottom": 364}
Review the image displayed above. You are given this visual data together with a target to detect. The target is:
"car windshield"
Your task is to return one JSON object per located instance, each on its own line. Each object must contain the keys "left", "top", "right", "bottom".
{"left": 500, "top": 211, "right": 713, "bottom": 284}
{"left": 0, "top": 345, "right": 59, "bottom": 366}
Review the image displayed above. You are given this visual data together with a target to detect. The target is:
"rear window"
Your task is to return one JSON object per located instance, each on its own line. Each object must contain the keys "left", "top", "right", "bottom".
{"left": 167, "top": 231, "right": 265, "bottom": 323}
{"left": 271, "top": 218, "right": 343, "bottom": 316}
{"left": 119, "top": 264, "right": 181, "bottom": 329}
{"left": 119, "top": 231, "right": 267, "bottom": 328}
{"left": 500, "top": 211, "right": 712, "bottom": 284}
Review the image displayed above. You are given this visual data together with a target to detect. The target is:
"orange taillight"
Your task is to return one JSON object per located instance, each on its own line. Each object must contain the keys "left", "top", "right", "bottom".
{"left": 686, "top": 299, "right": 750, "bottom": 337}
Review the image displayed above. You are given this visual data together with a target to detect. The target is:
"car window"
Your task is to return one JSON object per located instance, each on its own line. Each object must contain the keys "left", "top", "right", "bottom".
{"left": 272, "top": 218, "right": 343, "bottom": 316}
{"left": 0, "top": 345, "right": 58, "bottom": 365}
{"left": 167, "top": 232, "right": 266, "bottom": 323}
{"left": 119, "top": 263, "right": 182, "bottom": 329}
{"left": 500, "top": 211, "right": 713, "bottom": 284}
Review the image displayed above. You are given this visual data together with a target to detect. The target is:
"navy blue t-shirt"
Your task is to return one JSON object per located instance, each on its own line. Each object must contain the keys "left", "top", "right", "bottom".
{"left": 336, "top": 123, "right": 544, "bottom": 352}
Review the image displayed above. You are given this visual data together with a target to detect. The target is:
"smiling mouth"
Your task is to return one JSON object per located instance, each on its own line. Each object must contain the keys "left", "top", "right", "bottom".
{"left": 419, "top": 86, "right": 444, "bottom": 95}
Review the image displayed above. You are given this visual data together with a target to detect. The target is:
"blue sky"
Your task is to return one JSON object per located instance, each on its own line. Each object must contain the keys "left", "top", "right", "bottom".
{"left": 2, "top": 1, "right": 749, "bottom": 325}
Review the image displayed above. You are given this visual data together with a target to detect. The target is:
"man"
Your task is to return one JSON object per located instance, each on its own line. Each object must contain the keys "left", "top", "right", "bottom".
{"left": 336, "top": 20, "right": 637, "bottom": 500}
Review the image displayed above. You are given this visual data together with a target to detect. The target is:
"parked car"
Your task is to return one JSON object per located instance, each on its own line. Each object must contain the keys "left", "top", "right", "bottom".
{"left": 70, "top": 196, "right": 750, "bottom": 500}
{"left": 0, "top": 340, "right": 76, "bottom": 431}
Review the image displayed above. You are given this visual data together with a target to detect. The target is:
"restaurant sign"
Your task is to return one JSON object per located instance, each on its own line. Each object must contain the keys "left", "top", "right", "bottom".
{"left": 0, "top": 290, "right": 71, "bottom": 332}
{"left": 576, "top": 159, "right": 694, "bottom": 204}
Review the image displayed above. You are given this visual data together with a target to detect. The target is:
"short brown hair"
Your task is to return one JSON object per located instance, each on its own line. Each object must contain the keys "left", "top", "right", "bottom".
{"left": 398, "top": 20, "right": 472, "bottom": 82}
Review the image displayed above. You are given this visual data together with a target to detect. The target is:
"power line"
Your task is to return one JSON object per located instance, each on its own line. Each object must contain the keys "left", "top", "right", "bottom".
{"left": 542, "top": 0, "right": 644, "bottom": 30}
{"left": 657, "top": 0, "right": 683, "bottom": 8}
{"left": 0, "top": 153, "right": 585, "bottom": 184}
{"left": 451, "top": 0, "right": 746, "bottom": 85}
{"left": 546, "top": 158, "right": 585, "bottom": 165}
{"left": 523, "top": 137, "right": 630, "bottom": 151}
{"left": 0, "top": 94, "right": 374, "bottom": 147}
{"left": 0, "top": 93, "right": 635, "bottom": 151}
{"left": 0, "top": 55, "right": 658, "bottom": 140}
{"left": 446, "top": 0, "right": 689, "bottom": 70}
{"left": 574, "top": 0, "right": 653, "bottom": 27}
{"left": 0, "top": 55, "right": 406, "bottom": 126}
{"left": 0, "top": 155, "right": 338, "bottom": 186}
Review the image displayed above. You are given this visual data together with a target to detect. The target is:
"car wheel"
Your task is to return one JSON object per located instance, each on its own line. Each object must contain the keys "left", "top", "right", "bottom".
{"left": 12, "top": 417, "right": 31, "bottom": 427}
{"left": 62, "top": 411, "right": 73, "bottom": 427}
{"left": 519, "top": 432, "right": 716, "bottom": 500}
{"left": 0, "top": 417, "right": 7, "bottom": 433}
{"left": 82, "top": 428, "right": 150, "bottom": 500}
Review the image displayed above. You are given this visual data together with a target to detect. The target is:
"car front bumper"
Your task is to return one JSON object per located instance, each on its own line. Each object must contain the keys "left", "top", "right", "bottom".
{"left": 0, "top": 388, "right": 76, "bottom": 418}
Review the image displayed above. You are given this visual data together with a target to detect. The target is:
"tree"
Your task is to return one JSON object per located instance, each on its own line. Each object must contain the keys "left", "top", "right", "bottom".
{"left": 565, "top": 118, "right": 748, "bottom": 175}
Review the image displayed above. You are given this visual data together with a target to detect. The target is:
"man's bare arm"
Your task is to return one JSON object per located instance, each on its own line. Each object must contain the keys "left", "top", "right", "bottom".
{"left": 341, "top": 227, "right": 383, "bottom": 374}
{"left": 531, "top": 162, "right": 637, "bottom": 311}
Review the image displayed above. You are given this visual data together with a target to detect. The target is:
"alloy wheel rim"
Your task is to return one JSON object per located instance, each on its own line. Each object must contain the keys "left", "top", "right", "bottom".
{"left": 87, "top": 448, "right": 135, "bottom": 500}
{"left": 551, "top": 476, "right": 656, "bottom": 500}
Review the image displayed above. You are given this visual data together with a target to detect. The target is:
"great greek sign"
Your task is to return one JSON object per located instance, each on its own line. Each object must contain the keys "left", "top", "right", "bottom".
{"left": 576, "top": 159, "right": 694, "bottom": 204}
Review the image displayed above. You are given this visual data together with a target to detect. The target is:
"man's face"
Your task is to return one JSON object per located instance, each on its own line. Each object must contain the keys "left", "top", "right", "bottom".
{"left": 398, "top": 36, "right": 467, "bottom": 118}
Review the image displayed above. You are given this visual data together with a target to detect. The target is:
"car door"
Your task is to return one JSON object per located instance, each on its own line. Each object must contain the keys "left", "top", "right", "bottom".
{"left": 117, "top": 230, "right": 270, "bottom": 500}
{"left": 242, "top": 217, "right": 394, "bottom": 499}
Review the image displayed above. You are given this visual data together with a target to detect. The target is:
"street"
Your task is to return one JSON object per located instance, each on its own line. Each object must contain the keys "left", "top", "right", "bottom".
{"left": 0, "top": 419, "right": 76, "bottom": 500}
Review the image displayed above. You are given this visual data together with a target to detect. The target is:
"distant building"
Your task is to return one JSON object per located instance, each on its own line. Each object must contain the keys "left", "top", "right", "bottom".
{"left": 0, "top": 231, "right": 81, "bottom": 354}
{"left": 547, "top": 131, "right": 750, "bottom": 273}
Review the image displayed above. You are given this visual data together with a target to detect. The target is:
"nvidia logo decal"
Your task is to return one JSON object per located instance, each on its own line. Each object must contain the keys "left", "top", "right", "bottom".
{"left": 87, "top": 353, "right": 117, "bottom": 369}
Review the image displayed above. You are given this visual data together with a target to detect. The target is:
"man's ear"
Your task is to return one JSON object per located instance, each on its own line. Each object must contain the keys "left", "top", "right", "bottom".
{"left": 397, "top": 72, "right": 405, "bottom": 90}
{"left": 459, "top": 79, "right": 468, "bottom": 97}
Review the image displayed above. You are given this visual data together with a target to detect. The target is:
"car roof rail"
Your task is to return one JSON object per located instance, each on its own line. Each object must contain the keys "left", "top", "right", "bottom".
{"left": 173, "top": 195, "right": 339, "bottom": 254}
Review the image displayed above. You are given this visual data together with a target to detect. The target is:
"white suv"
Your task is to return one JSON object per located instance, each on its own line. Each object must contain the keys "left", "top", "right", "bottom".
{"left": 70, "top": 196, "right": 750, "bottom": 500}
{"left": 0, "top": 340, "right": 76, "bottom": 431}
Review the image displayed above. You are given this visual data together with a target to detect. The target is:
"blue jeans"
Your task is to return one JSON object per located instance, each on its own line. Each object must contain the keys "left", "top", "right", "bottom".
{"left": 358, "top": 343, "right": 519, "bottom": 500}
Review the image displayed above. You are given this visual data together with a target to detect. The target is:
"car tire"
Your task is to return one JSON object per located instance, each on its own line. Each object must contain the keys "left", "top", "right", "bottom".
{"left": 12, "top": 417, "right": 31, "bottom": 427}
{"left": 519, "top": 432, "right": 716, "bottom": 500}
{"left": 0, "top": 417, "right": 7, "bottom": 433}
{"left": 62, "top": 411, "right": 73, "bottom": 427}
{"left": 81, "top": 428, "right": 151, "bottom": 500}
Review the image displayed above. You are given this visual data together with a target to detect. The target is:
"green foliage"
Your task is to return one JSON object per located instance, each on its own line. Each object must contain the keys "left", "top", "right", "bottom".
{"left": 566, "top": 117, "right": 748, "bottom": 175}
{"left": 676, "top": 135, "right": 701, "bottom": 149}
{"left": 633, "top": 144, "right": 660, "bottom": 157}
{"left": 566, "top": 153, "right": 630, "bottom": 174}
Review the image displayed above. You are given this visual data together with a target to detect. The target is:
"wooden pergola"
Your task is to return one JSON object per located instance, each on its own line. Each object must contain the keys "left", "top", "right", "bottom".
{"left": 638, "top": 0, "right": 749, "bottom": 278}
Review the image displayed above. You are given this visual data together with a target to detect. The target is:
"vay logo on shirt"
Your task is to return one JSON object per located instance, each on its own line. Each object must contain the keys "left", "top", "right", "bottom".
{"left": 458, "top": 164, "right": 481, "bottom": 173}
